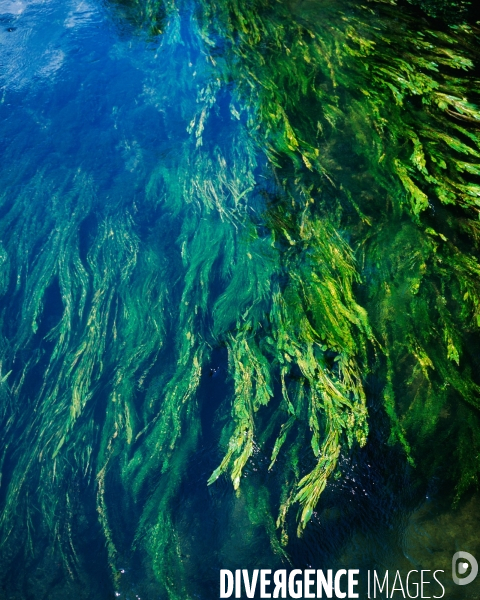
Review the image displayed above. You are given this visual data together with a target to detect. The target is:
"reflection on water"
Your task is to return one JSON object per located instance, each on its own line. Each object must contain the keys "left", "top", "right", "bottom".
{"left": 0, "top": 0, "right": 479, "bottom": 597}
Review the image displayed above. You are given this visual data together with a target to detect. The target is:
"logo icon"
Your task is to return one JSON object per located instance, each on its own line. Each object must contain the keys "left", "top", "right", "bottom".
{"left": 452, "top": 551, "right": 478, "bottom": 586}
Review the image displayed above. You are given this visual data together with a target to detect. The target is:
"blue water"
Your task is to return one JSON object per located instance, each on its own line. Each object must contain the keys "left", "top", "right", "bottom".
{"left": 1, "top": 0, "right": 479, "bottom": 598}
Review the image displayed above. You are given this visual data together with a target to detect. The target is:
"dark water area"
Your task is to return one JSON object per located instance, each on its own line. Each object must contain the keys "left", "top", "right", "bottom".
{"left": 1, "top": 0, "right": 480, "bottom": 598}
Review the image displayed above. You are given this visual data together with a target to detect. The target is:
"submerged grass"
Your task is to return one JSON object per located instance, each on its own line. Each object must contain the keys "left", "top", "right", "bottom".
{"left": 0, "top": 0, "right": 480, "bottom": 596}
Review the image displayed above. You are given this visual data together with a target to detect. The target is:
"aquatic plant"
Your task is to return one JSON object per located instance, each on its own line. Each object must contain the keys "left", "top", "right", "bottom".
{"left": 405, "top": 0, "right": 474, "bottom": 23}
{"left": 190, "top": 0, "right": 480, "bottom": 525}
{"left": 0, "top": 0, "right": 480, "bottom": 596}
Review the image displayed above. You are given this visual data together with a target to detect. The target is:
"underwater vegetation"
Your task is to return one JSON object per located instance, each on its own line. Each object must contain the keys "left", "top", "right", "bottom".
{"left": 0, "top": 0, "right": 480, "bottom": 597}
{"left": 406, "top": 0, "right": 474, "bottom": 23}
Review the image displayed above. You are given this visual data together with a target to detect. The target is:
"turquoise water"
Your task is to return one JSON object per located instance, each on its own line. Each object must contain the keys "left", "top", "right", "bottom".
{"left": 1, "top": 0, "right": 480, "bottom": 598}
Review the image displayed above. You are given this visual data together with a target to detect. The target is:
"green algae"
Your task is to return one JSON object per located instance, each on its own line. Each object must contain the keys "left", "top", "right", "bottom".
{"left": 1, "top": 0, "right": 480, "bottom": 597}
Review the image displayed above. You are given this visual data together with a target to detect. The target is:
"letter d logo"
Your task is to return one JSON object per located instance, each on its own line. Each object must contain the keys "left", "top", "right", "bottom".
{"left": 452, "top": 551, "right": 478, "bottom": 585}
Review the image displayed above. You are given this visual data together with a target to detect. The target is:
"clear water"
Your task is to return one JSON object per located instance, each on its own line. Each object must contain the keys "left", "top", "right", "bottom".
{"left": 0, "top": 0, "right": 479, "bottom": 598}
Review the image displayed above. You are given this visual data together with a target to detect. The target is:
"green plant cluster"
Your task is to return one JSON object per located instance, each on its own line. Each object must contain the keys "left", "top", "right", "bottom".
{"left": 0, "top": 0, "right": 480, "bottom": 597}
{"left": 405, "top": 0, "right": 474, "bottom": 23}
